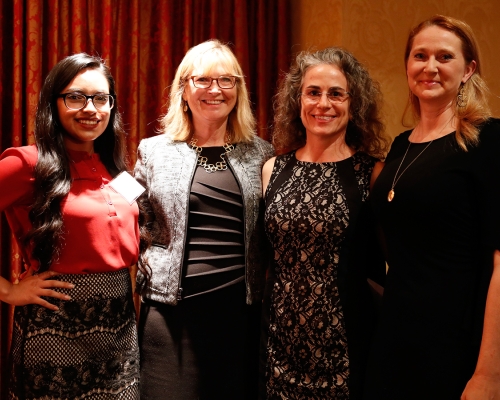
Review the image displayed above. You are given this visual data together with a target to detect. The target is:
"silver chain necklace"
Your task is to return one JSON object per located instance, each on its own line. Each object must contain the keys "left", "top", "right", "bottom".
{"left": 190, "top": 137, "right": 235, "bottom": 173}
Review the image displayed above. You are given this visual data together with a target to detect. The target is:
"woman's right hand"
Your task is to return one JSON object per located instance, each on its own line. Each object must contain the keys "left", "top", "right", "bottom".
{"left": 0, "top": 271, "right": 74, "bottom": 311}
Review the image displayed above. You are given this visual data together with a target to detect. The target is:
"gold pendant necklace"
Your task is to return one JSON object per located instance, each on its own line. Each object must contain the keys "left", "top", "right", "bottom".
{"left": 189, "top": 137, "right": 235, "bottom": 173}
{"left": 388, "top": 119, "right": 454, "bottom": 202}
{"left": 387, "top": 139, "right": 434, "bottom": 202}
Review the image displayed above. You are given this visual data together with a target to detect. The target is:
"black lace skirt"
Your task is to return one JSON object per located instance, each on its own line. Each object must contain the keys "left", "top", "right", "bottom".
{"left": 8, "top": 268, "right": 140, "bottom": 400}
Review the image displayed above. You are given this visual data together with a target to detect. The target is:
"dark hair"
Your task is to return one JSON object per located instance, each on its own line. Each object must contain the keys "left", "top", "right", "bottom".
{"left": 403, "top": 15, "right": 491, "bottom": 149}
{"left": 272, "top": 47, "right": 389, "bottom": 157}
{"left": 24, "top": 53, "right": 128, "bottom": 271}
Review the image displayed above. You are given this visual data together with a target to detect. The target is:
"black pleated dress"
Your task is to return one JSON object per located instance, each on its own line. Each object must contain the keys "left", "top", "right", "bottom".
{"left": 139, "top": 146, "right": 261, "bottom": 400}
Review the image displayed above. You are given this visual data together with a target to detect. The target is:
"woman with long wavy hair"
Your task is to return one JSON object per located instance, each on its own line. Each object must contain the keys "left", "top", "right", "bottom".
{"left": 0, "top": 53, "right": 148, "bottom": 399}
{"left": 260, "top": 47, "right": 389, "bottom": 399}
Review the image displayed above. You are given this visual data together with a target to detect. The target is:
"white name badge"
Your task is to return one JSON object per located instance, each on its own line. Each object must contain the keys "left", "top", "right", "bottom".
{"left": 109, "top": 171, "right": 146, "bottom": 205}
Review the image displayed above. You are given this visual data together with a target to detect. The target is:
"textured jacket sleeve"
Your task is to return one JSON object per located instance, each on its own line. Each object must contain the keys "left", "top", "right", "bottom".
{"left": 134, "top": 139, "right": 155, "bottom": 231}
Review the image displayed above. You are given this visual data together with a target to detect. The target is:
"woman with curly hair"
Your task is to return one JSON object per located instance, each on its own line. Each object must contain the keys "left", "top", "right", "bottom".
{"left": 260, "top": 47, "right": 389, "bottom": 399}
{"left": 0, "top": 53, "right": 148, "bottom": 399}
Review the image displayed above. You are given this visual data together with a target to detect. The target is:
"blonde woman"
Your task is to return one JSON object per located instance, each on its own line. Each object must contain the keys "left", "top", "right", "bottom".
{"left": 135, "top": 39, "right": 273, "bottom": 399}
{"left": 364, "top": 15, "right": 500, "bottom": 400}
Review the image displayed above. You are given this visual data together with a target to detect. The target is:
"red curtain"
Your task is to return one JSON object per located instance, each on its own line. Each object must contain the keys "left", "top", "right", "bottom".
{"left": 0, "top": 0, "right": 290, "bottom": 394}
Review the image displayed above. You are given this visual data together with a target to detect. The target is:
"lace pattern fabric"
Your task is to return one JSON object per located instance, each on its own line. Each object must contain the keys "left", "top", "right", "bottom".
{"left": 264, "top": 152, "right": 374, "bottom": 399}
{"left": 8, "top": 269, "right": 139, "bottom": 400}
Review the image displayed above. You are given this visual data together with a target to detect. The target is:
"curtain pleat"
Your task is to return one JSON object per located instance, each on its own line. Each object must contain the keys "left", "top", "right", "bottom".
{"left": 0, "top": 1, "right": 290, "bottom": 396}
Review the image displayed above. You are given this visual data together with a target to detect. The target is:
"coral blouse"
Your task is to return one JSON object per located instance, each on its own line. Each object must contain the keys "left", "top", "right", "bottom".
{"left": 0, "top": 145, "right": 139, "bottom": 274}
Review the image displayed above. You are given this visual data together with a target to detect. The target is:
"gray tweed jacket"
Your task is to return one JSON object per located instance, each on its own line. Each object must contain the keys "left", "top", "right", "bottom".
{"left": 134, "top": 133, "right": 274, "bottom": 305}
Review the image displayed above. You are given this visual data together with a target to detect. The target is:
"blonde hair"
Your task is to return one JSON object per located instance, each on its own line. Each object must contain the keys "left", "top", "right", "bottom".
{"left": 160, "top": 39, "right": 256, "bottom": 143}
{"left": 403, "top": 15, "right": 491, "bottom": 150}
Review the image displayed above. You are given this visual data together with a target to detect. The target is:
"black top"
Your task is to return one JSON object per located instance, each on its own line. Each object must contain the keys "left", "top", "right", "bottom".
{"left": 364, "top": 119, "right": 500, "bottom": 400}
{"left": 182, "top": 146, "right": 245, "bottom": 298}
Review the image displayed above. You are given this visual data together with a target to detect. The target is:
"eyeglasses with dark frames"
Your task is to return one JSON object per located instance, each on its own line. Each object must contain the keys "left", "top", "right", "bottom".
{"left": 301, "top": 88, "right": 351, "bottom": 104}
{"left": 57, "top": 92, "right": 115, "bottom": 110}
{"left": 190, "top": 76, "right": 237, "bottom": 89}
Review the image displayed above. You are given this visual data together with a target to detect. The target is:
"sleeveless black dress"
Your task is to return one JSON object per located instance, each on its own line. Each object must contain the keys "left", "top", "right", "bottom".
{"left": 364, "top": 119, "right": 500, "bottom": 400}
{"left": 262, "top": 151, "right": 384, "bottom": 399}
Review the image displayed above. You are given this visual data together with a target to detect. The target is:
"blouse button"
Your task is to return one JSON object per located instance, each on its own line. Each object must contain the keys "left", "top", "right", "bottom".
{"left": 108, "top": 201, "right": 113, "bottom": 205}
{"left": 100, "top": 184, "right": 105, "bottom": 189}
{"left": 92, "top": 168, "right": 97, "bottom": 172}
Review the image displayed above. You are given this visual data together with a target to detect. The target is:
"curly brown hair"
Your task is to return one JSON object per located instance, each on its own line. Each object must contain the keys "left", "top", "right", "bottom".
{"left": 272, "top": 47, "right": 389, "bottom": 158}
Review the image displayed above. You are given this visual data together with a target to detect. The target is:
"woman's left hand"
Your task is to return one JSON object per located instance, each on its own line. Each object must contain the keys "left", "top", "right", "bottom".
{"left": 462, "top": 251, "right": 500, "bottom": 399}
{"left": 461, "top": 373, "right": 500, "bottom": 399}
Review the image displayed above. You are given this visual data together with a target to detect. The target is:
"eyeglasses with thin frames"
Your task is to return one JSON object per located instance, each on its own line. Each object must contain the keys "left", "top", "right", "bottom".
{"left": 57, "top": 92, "right": 115, "bottom": 110}
{"left": 190, "top": 76, "right": 237, "bottom": 89}
{"left": 301, "top": 88, "right": 351, "bottom": 104}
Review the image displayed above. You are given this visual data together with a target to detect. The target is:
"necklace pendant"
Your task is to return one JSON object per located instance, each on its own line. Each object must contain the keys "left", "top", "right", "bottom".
{"left": 387, "top": 189, "right": 395, "bottom": 202}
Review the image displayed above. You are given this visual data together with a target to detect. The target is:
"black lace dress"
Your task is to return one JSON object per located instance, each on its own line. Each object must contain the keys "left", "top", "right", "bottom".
{"left": 262, "top": 151, "right": 383, "bottom": 400}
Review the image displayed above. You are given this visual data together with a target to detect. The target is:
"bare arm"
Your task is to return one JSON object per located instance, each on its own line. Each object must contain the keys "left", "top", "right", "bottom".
{"left": 0, "top": 270, "right": 74, "bottom": 311}
{"left": 262, "top": 156, "right": 277, "bottom": 196}
{"left": 370, "top": 161, "right": 385, "bottom": 190}
{"left": 461, "top": 249, "right": 500, "bottom": 399}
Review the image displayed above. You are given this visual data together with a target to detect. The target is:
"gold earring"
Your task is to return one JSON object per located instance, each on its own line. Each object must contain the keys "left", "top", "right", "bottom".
{"left": 457, "top": 85, "right": 467, "bottom": 108}
{"left": 183, "top": 101, "right": 188, "bottom": 112}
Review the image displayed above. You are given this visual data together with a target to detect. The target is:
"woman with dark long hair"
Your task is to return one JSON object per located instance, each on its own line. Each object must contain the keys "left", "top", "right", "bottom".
{"left": 0, "top": 53, "right": 147, "bottom": 399}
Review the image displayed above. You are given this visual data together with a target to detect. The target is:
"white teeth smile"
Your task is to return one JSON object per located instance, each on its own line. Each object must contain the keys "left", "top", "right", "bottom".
{"left": 315, "top": 115, "right": 335, "bottom": 121}
{"left": 79, "top": 120, "right": 98, "bottom": 125}
{"left": 205, "top": 100, "right": 223, "bottom": 105}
